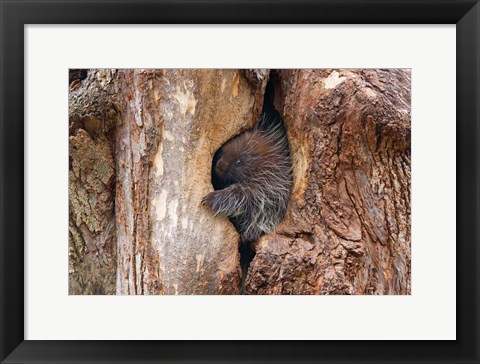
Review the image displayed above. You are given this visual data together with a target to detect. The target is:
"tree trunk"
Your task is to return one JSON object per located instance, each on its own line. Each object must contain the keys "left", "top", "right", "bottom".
{"left": 69, "top": 69, "right": 410, "bottom": 295}
{"left": 68, "top": 69, "right": 119, "bottom": 294}
{"left": 245, "top": 69, "right": 411, "bottom": 294}
{"left": 114, "top": 69, "right": 266, "bottom": 294}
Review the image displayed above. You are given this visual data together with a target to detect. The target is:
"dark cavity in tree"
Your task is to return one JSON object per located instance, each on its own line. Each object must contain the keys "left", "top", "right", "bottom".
{"left": 69, "top": 69, "right": 88, "bottom": 84}
{"left": 211, "top": 79, "right": 292, "bottom": 294}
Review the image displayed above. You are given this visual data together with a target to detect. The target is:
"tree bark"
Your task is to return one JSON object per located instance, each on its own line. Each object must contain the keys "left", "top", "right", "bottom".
{"left": 245, "top": 69, "right": 411, "bottom": 294}
{"left": 68, "top": 69, "right": 119, "bottom": 294}
{"left": 114, "top": 69, "right": 266, "bottom": 294}
{"left": 69, "top": 69, "right": 410, "bottom": 295}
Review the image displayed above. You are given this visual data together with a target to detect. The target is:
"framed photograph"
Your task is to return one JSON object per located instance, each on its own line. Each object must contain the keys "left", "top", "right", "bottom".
{"left": 1, "top": 0, "right": 478, "bottom": 363}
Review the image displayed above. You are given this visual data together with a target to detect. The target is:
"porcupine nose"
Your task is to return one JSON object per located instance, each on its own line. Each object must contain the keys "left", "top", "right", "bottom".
{"left": 215, "top": 158, "right": 227, "bottom": 175}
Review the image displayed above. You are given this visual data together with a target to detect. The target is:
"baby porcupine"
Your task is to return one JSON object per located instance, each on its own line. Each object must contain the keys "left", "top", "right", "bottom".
{"left": 202, "top": 110, "right": 293, "bottom": 243}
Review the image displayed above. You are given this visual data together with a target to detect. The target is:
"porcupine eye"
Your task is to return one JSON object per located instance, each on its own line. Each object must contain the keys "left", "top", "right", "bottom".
{"left": 235, "top": 159, "right": 241, "bottom": 166}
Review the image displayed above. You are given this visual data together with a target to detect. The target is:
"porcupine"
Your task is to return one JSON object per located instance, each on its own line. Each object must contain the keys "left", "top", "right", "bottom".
{"left": 202, "top": 110, "right": 293, "bottom": 245}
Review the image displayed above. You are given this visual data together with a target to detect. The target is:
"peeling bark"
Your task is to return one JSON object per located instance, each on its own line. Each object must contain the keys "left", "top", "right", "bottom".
{"left": 68, "top": 69, "right": 119, "bottom": 295}
{"left": 245, "top": 69, "right": 411, "bottom": 295}
{"left": 114, "top": 69, "right": 266, "bottom": 294}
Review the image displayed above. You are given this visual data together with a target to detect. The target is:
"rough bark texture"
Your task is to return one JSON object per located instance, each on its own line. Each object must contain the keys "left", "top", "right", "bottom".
{"left": 114, "top": 69, "right": 266, "bottom": 294}
{"left": 69, "top": 68, "right": 410, "bottom": 295}
{"left": 68, "top": 69, "right": 119, "bottom": 294}
{"left": 245, "top": 69, "right": 411, "bottom": 295}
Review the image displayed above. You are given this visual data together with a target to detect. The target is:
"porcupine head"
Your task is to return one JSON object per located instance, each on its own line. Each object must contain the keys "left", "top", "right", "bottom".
{"left": 202, "top": 111, "right": 293, "bottom": 244}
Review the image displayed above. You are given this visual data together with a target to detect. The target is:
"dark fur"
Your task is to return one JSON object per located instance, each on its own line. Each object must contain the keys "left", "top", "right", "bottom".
{"left": 203, "top": 111, "right": 292, "bottom": 243}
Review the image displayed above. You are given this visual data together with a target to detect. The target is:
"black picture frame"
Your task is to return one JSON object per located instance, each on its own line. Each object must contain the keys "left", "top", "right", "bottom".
{"left": 1, "top": 1, "right": 478, "bottom": 363}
